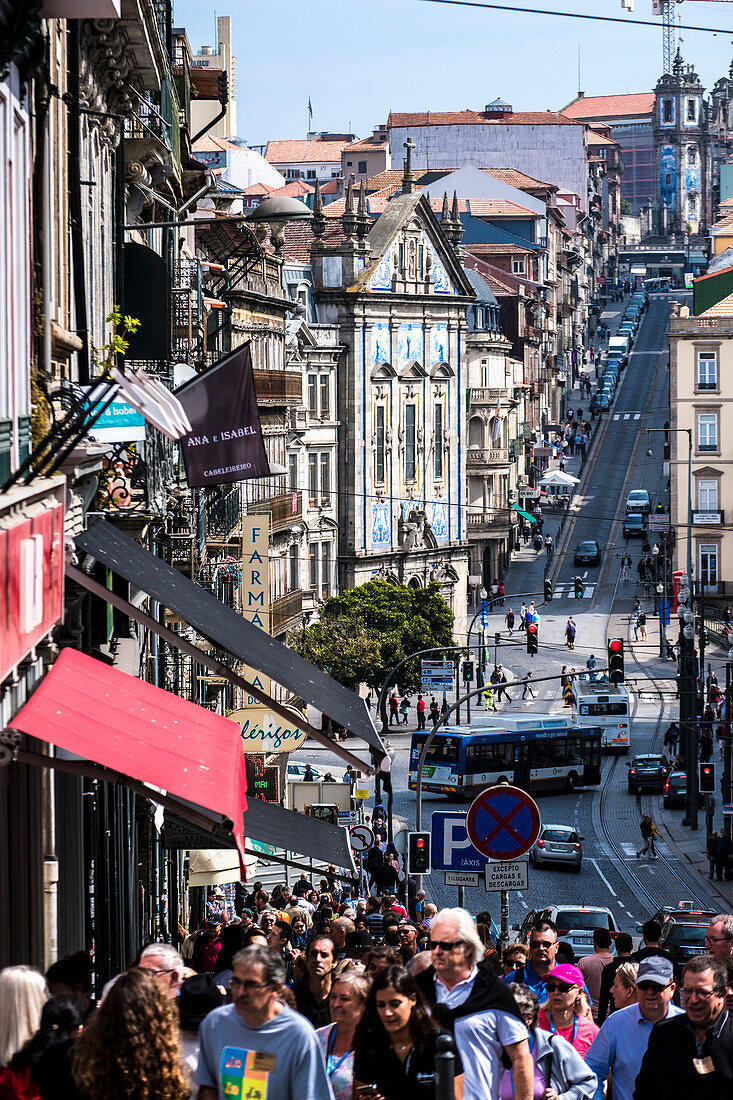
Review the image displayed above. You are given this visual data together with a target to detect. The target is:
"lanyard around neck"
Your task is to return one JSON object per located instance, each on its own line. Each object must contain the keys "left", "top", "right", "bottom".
{"left": 327, "top": 1025, "right": 351, "bottom": 1078}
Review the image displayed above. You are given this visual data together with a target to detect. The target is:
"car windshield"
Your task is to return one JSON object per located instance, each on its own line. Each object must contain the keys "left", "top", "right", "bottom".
{"left": 556, "top": 910, "right": 612, "bottom": 931}
{"left": 629, "top": 492, "right": 647, "bottom": 501}
{"left": 543, "top": 829, "right": 578, "bottom": 843}
{"left": 666, "top": 924, "right": 707, "bottom": 944}
{"left": 578, "top": 542, "right": 596, "bottom": 552}
{"left": 636, "top": 757, "right": 663, "bottom": 767}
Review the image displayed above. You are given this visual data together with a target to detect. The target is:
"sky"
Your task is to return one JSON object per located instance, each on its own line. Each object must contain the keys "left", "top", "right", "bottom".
{"left": 172, "top": 0, "right": 733, "bottom": 147}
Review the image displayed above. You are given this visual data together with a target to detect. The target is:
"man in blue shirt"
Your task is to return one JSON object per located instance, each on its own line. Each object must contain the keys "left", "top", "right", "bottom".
{"left": 503, "top": 920, "right": 558, "bottom": 1001}
{"left": 586, "top": 956, "right": 683, "bottom": 1100}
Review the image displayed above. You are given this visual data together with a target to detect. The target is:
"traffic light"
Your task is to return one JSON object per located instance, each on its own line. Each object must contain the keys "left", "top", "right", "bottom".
{"left": 608, "top": 639, "right": 625, "bottom": 684}
{"left": 463, "top": 660, "right": 474, "bottom": 682}
{"left": 407, "top": 831, "right": 431, "bottom": 875}
{"left": 574, "top": 576, "right": 584, "bottom": 599}
{"left": 699, "top": 762, "right": 715, "bottom": 794}
{"left": 544, "top": 579, "right": 553, "bottom": 602}
{"left": 526, "top": 622, "right": 538, "bottom": 656}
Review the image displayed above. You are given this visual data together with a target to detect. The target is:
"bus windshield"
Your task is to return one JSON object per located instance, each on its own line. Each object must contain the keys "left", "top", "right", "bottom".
{"left": 412, "top": 734, "right": 460, "bottom": 764}
{"left": 579, "top": 701, "right": 628, "bottom": 716}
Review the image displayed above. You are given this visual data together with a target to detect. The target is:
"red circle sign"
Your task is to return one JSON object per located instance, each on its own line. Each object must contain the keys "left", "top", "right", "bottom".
{"left": 466, "top": 784, "right": 541, "bottom": 860}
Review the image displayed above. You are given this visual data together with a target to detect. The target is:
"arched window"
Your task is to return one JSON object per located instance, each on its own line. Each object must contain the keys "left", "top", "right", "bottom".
{"left": 468, "top": 416, "right": 484, "bottom": 448}
{"left": 687, "top": 146, "right": 697, "bottom": 166}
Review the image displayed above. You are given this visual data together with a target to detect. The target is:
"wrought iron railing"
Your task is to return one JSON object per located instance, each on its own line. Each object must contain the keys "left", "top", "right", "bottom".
{"left": 205, "top": 486, "right": 242, "bottom": 539}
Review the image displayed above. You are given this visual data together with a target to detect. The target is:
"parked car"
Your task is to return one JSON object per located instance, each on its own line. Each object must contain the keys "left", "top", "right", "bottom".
{"left": 627, "top": 753, "right": 670, "bottom": 793}
{"left": 663, "top": 770, "right": 687, "bottom": 808}
{"left": 658, "top": 916, "right": 711, "bottom": 964}
{"left": 650, "top": 904, "right": 716, "bottom": 926}
{"left": 623, "top": 513, "right": 648, "bottom": 538}
{"left": 515, "top": 905, "right": 619, "bottom": 958}
{"left": 574, "top": 539, "right": 602, "bottom": 566}
{"left": 626, "top": 489, "right": 651, "bottom": 514}
{"left": 595, "top": 392, "right": 611, "bottom": 410}
{"left": 530, "top": 825, "right": 583, "bottom": 872}
{"left": 287, "top": 761, "right": 324, "bottom": 782}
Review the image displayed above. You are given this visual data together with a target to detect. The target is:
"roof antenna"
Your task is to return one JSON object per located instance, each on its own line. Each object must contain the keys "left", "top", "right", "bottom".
{"left": 578, "top": 43, "right": 582, "bottom": 98}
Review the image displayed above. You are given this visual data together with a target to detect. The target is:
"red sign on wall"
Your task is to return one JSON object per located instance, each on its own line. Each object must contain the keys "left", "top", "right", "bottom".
{"left": 0, "top": 502, "right": 65, "bottom": 684}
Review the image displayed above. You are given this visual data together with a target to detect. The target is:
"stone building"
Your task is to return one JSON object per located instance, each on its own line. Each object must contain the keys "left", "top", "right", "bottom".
{"left": 653, "top": 51, "right": 710, "bottom": 237}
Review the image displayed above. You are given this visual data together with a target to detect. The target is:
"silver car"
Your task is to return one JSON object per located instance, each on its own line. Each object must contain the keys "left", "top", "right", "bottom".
{"left": 530, "top": 825, "right": 583, "bottom": 872}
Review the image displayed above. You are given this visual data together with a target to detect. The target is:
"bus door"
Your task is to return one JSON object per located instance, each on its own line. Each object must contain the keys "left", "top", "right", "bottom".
{"left": 513, "top": 742, "right": 530, "bottom": 790}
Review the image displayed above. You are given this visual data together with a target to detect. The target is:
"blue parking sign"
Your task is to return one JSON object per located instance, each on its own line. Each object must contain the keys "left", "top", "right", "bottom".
{"left": 430, "top": 811, "right": 486, "bottom": 871}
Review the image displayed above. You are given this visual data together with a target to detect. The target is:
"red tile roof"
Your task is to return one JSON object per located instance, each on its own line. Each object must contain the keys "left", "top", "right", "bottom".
{"left": 344, "top": 136, "right": 389, "bottom": 151}
{"left": 240, "top": 182, "right": 276, "bottom": 196}
{"left": 192, "top": 134, "right": 240, "bottom": 152}
{"left": 561, "top": 92, "right": 655, "bottom": 121}
{"left": 482, "top": 167, "right": 554, "bottom": 190}
{"left": 467, "top": 242, "right": 534, "bottom": 256}
{"left": 282, "top": 220, "right": 346, "bottom": 263}
{"left": 363, "top": 169, "right": 404, "bottom": 192}
{"left": 587, "top": 129, "right": 619, "bottom": 147}
{"left": 468, "top": 198, "right": 536, "bottom": 218}
{"left": 699, "top": 291, "right": 733, "bottom": 317}
{"left": 320, "top": 179, "right": 340, "bottom": 194}
{"left": 271, "top": 179, "right": 314, "bottom": 197}
{"left": 695, "top": 264, "right": 733, "bottom": 282}
{"left": 388, "top": 110, "right": 579, "bottom": 128}
{"left": 265, "top": 138, "right": 351, "bottom": 164}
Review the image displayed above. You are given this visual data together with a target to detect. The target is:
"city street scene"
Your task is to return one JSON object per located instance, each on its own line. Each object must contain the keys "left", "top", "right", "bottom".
{"left": 4, "top": 1, "right": 733, "bottom": 1097}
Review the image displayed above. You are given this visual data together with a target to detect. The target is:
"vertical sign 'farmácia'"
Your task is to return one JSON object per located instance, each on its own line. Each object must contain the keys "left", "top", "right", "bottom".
{"left": 175, "top": 343, "right": 270, "bottom": 487}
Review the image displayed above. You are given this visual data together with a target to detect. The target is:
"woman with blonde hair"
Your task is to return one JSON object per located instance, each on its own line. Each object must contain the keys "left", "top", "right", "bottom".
{"left": 316, "top": 970, "right": 369, "bottom": 1100}
{"left": 609, "top": 960, "right": 638, "bottom": 1012}
{"left": 71, "top": 968, "right": 185, "bottom": 1100}
{"left": 538, "top": 963, "right": 599, "bottom": 1057}
{"left": 0, "top": 965, "right": 48, "bottom": 1099}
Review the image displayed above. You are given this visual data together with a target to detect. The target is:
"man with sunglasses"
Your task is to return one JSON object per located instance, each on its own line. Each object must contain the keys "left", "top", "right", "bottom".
{"left": 705, "top": 914, "right": 733, "bottom": 1009}
{"left": 416, "top": 906, "right": 533, "bottom": 1100}
{"left": 633, "top": 955, "right": 733, "bottom": 1098}
{"left": 197, "top": 944, "right": 332, "bottom": 1100}
{"left": 586, "top": 956, "right": 683, "bottom": 1100}
{"left": 503, "top": 919, "right": 559, "bottom": 1001}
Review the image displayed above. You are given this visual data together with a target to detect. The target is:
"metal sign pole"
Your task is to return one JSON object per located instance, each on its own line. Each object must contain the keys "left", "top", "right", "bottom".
{"left": 500, "top": 889, "right": 510, "bottom": 952}
{"left": 458, "top": 884, "right": 465, "bottom": 908}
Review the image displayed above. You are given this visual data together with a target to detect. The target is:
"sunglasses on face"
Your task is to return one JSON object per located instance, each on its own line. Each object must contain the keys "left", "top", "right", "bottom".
{"left": 546, "top": 981, "right": 575, "bottom": 993}
{"left": 428, "top": 939, "right": 464, "bottom": 952}
{"left": 530, "top": 940, "right": 556, "bottom": 950}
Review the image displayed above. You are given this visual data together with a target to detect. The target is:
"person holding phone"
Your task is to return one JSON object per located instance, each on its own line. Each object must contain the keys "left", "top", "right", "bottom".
{"left": 352, "top": 965, "right": 463, "bottom": 1099}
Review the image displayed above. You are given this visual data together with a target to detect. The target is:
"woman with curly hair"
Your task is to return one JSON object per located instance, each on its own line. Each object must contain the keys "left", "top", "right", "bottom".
{"left": 71, "top": 968, "right": 185, "bottom": 1100}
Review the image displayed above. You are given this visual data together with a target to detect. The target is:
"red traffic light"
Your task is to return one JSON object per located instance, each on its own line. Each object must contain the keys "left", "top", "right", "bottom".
{"left": 416, "top": 838, "right": 425, "bottom": 847}
{"left": 609, "top": 639, "right": 623, "bottom": 653}
{"left": 702, "top": 766, "right": 712, "bottom": 776}
{"left": 527, "top": 623, "right": 538, "bottom": 633}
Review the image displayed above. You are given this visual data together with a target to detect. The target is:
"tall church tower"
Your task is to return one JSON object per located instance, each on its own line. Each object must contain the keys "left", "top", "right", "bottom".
{"left": 653, "top": 50, "right": 709, "bottom": 237}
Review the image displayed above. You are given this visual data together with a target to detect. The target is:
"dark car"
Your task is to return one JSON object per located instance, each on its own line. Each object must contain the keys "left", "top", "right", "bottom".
{"left": 627, "top": 753, "right": 670, "bottom": 794}
{"left": 658, "top": 917, "right": 710, "bottom": 964}
{"left": 663, "top": 770, "right": 687, "bottom": 808}
{"left": 650, "top": 905, "right": 716, "bottom": 926}
{"left": 574, "top": 540, "right": 601, "bottom": 566}
{"left": 623, "top": 513, "right": 648, "bottom": 538}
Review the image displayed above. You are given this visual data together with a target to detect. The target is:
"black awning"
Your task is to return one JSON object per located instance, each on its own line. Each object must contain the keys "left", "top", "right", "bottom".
{"left": 74, "top": 519, "right": 381, "bottom": 752}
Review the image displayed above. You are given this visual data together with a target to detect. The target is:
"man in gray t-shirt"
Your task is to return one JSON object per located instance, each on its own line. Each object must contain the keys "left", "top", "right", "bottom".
{"left": 197, "top": 944, "right": 333, "bottom": 1100}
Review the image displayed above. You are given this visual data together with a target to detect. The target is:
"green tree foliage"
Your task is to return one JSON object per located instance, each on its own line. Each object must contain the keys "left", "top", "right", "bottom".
{"left": 288, "top": 617, "right": 381, "bottom": 693}
{"left": 289, "top": 579, "right": 455, "bottom": 693}
{"left": 619, "top": 196, "right": 632, "bottom": 216}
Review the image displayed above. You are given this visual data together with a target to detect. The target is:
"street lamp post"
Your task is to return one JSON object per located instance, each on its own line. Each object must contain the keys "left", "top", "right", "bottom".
{"left": 648, "top": 426, "right": 697, "bottom": 828}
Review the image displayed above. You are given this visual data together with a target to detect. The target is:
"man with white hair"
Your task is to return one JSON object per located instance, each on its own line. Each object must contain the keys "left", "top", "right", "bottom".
{"left": 138, "top": 943, "right": 185, "bottom": 999}
{"left": 415, "top": 906, "right": 533, "bottom": 1100}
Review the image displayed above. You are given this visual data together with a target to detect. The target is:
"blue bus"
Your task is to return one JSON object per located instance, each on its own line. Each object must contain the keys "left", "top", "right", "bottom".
{"left": 408, "top": 715, "right": 602, "bottom": 798}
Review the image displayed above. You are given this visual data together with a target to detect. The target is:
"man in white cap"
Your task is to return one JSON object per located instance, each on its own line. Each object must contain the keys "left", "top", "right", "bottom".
{"left": 586, "top": 955, "right": 683, "bottom": 1100}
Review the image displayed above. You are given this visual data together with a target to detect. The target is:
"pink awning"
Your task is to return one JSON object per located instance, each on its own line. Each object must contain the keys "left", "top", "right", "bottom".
{"left": 8, "top": 648, "right": 247, "bottom": 874}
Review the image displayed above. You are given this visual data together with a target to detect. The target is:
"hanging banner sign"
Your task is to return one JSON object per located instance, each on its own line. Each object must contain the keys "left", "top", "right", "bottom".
{"left": 175, "top": 343, "right": 270, "bottom": 487}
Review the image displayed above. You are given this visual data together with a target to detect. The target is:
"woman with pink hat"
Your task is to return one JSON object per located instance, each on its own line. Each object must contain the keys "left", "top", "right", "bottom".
{"left": 538, "top": 963, "right": 599, "bottom": 1057}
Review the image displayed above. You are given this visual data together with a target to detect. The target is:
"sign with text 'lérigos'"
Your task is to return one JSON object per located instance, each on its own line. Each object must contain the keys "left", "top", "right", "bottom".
{"left": 430, "top": 811, "right": 485, "bottom": 871}
{"left": 484, "top": 861, "right": 528, "bottom": 891}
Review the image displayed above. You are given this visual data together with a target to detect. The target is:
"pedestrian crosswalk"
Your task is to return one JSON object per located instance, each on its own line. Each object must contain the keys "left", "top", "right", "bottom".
{"left": 612, "top": 411, "right": 641, "bottom": 421}
{"left": 553, "top": 582, "right": 596, "bottom": 598}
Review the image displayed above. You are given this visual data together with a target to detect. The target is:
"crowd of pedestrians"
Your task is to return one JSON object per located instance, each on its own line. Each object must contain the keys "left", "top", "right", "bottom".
{"left": 2, "top": 903, "right": 732, "bottom": 1099}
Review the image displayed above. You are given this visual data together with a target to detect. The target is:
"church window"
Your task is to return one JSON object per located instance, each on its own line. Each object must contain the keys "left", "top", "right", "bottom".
{"left": 418, "top": 244, "right": 424, "bottom": 277}
{"left": 434, "top": 402, "right": 444, "bottom": 480}
{"left": 687, "top": 98, "right": 696, "bottom": 122}
{"left": 663, "top": 99, "right": 673, "bottom": 123}
{"left": 687, "top": 146, "right": 697, "bottom": 165}
{"left": 375, "top": 405, "right": 386, "bottom": 484}
{"left": 405, "top": 403, "right": 417, "bottom": 482}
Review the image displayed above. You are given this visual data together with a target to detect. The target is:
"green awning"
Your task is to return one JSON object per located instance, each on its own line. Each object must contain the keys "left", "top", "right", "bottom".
{"left": 512, "top": 503, "right": 537, "bottom": 524}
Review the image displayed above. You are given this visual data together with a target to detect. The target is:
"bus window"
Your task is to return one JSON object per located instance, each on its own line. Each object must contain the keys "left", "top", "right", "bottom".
{"left": 567, "top": 737, "right": 583, "bottom": 766}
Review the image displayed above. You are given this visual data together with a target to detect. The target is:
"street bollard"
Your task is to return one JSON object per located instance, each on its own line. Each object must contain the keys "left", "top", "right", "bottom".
{"left": 434, "top": 1033, "right": 456, "bottom": 1100}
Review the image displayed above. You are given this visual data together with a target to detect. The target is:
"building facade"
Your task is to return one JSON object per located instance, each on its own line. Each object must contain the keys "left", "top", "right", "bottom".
{"left": 653, "top": 51, "right": 710, "bottom": 237}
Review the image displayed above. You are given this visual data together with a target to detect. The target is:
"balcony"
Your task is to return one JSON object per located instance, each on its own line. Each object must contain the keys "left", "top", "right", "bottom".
{"left": 271, "top": 589, "right": 303, "bottom": 635}
{"left": 123, "top": 82, "right": 179, "bottom": 175}
{"left": 205, "top": 486, "right": 242, "bottom": 542}
{"left": 469, "top": 387, "right": 504, "bottom": 406}
{"left": 253, "top": 369, "right": 303, "bottom": 406}
{"left": 250, "top": 491, "right": 302, "bottom": 533}
{"left": 467, "top": 511, "right": 513, "bottom": 532}
{"left": 467, "top": 446, "right": 509, "bottom": 467}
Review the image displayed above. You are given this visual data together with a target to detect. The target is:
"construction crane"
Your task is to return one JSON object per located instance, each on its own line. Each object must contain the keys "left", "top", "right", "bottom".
{"left": 655, "top": 0, "right": 733, "bottom": 76}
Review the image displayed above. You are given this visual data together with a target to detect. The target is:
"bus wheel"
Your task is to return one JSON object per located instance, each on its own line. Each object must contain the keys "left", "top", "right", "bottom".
{"left": 566, "top": 772, "right": 579, "bottom": 792}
